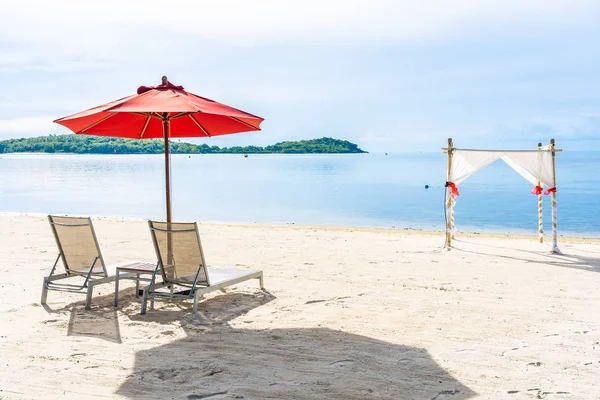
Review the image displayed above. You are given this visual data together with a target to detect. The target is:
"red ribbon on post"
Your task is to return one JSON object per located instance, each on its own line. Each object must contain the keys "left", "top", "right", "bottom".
{"left": 446, "top": 181, "right": 460, "bottom": 198}
{"left": 544, "top": 187, "right": 557, "bottom": 195}
{"left": 531, "top": 186, "right": 543, "bottom": 195}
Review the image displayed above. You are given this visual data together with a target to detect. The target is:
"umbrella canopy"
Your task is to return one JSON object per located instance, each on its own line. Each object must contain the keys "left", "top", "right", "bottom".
{"left": 54, "top": 76, "right": 264, "bottom": 223}
{"left": 54, "top": 78, "right": 263, "bottom": 138}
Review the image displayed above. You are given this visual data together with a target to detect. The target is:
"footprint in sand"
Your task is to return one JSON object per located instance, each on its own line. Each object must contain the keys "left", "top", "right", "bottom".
{"left": 526, "top": 361, "right": 542, "bottom": 367}
{"left": 326, "top": 359, "right": 355, "bottom": 368}
{"left": 187, "top": 392, "right": 229, "bottom": 399}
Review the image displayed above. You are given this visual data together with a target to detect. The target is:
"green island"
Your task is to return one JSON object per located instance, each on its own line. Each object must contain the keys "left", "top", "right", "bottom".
{"left": 0, "top": 135, "right": 366, "bottom": 154}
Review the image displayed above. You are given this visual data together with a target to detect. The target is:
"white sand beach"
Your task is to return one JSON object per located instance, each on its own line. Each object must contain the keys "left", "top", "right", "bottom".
{"left": 1, "top": 213, "right": 600, "bottom": 399}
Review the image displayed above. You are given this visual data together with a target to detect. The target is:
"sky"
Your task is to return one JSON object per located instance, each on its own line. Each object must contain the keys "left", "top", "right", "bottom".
{"left": 0, "top": 0, "right": 599, "bottom": 152}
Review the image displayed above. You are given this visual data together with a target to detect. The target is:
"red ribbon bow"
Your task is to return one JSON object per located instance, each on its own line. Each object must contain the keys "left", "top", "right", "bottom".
{"left": 531, "top": 186, "right": 543, "bottom": 195}
{"left": 137, "top": 81, "right": 185, "bottom": 95}
{"left": 446, "top": 182, "right": 460, "bottom": 198}
{"left": 544, "top": 187, "right": 556, "bottom": 195}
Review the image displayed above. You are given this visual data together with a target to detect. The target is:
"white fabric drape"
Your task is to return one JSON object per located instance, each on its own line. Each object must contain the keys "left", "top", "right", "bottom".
{"left": 449, "top": 151, "right": 502, "bottom": 185}
{"left": 449, "top": 150, "right": 555, "bottom": 188}
{"left": 501, "top": 152, "right": 554, "bottom": 188}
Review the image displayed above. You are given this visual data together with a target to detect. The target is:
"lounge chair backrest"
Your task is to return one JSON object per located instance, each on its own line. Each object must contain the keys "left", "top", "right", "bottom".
{"left": 148, "top": 221, "right": 210, "bottom": 286}
{"left": 48, "top": 215, "right": 107, "bottom": 277}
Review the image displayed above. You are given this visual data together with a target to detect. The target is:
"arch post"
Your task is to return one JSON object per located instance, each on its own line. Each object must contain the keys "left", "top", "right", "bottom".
{"left": 550, "top": 139, "right": 562, "bottom": 254}
{"left": 445, "top": 138, "right": 454, "bottom": 248}
{"left": 537, "top": 142, "right": 543, "bottom": 243}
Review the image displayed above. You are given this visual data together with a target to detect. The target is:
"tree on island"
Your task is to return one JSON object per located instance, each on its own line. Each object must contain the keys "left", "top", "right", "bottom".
{"left": 0, "top": 135, "right": 367, "bottom": 154}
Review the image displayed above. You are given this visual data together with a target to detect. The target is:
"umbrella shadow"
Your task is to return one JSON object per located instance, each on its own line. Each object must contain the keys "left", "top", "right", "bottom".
{"left": 117, "top": 293, "right": 476, "bottom": 400}
{"left": 452, "top": 239, "right": 600, "bottom": 273}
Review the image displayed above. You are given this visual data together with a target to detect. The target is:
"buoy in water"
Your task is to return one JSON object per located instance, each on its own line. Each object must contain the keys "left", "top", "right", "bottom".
{"left": 424, "top": 185, "right": 429, "bottom": 189}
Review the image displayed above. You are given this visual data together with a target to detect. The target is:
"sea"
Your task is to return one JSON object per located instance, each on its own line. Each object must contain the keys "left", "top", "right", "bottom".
{"left": 1, "top": 152, "right": 599, "bottom": 237}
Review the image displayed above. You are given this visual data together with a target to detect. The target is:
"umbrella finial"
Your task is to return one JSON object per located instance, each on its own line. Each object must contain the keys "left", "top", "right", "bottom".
{"left": 161, "top": 75, "right": 168, "bottom": 85}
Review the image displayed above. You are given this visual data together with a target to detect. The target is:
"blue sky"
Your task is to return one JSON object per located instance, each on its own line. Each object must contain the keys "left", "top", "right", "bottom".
{"left": 1, "top": 0, "right": 599, "bottom": 152}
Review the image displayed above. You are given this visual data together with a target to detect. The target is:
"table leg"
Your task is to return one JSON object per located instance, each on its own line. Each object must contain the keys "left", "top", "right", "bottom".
{"left": 114, "top": 269, "right": 120, "bottom": 307}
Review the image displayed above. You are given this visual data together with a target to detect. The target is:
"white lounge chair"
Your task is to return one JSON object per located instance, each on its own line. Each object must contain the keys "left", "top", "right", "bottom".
{"left": 141, "top": 220, "right": 264, "bottom": 315}
{"left": 41, "top": 215, "right": 153, "bottom": 309}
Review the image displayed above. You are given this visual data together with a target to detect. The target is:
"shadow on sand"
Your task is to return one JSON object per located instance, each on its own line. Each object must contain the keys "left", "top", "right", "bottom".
{"left": 117, "top": 291, "right": 476, "bottom": 400}
{"left": 67, "top": 305, "right": 122, "bottom": 344}
{"left": 452, "top": 238, "right": 600, "bottom": 273}
{"left": 42, "top": 287, "right": 142, "bottom": 344}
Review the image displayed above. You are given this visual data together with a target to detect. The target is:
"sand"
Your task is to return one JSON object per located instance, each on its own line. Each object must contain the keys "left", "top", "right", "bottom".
{"left": 1, "top": 213, "right": 599, "bottom": 400}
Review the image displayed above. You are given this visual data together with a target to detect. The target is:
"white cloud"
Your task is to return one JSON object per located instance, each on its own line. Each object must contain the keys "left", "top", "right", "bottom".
{"left": 527, "top": 114, "right": 600, "bottom": 140}
{"left": 0, "top": 116, "right": 66, "bottom": 138}
{"left": 1, "top": 1, "right": 599, "bottom": 150}
{"left": 581, "top": 112, "right": 600, "bottom": 119}
{"left": 1, "top": 0, "right": 597, "bottom": 103}
{"left": 27, "top": 61, "right": 114, "bottom": 72}
{"left": 1, "top": 1, "right": 597, "bottom": 54}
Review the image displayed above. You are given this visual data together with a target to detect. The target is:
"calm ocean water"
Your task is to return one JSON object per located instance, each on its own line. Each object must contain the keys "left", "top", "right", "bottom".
{"left": 1, "top": 152, "right": 599, "bottom": 236}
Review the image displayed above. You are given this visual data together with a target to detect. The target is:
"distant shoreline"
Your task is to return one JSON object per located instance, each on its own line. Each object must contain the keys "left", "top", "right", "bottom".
{"left": 2, "top": 212, "right": 598, "bottom": 243}
{"left": 0, "top": 135, "right": 368, "bottom": 155}
{"left": 0, "top": 152, "right": 368, "bottom": 156}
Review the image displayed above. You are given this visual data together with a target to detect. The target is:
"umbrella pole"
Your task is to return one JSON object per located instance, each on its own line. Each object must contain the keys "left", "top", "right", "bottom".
{"left": 163, "top": 118, "right": 172, "bottom": 224}
{"left": 163, "top": 116, "right": 174, "bottom": 264}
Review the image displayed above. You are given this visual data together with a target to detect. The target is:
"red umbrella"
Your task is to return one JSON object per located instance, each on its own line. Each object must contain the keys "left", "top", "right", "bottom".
{"left": 54, "top": 76, "right": 264, "bottom": 224}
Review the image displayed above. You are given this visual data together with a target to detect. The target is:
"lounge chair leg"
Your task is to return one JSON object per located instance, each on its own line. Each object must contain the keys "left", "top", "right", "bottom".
{"left": 193, "top": 290, "right": 199, "bottom": 314}
{"left": 140, "top": 288, "right": 148, "bottom": 315}
{"left": 135, "top": 273, "right": 140, "bottom": 298}
{"left": 41, "top": 277, "right": 48, "bottom": 304}
{"left": 85, "top": 285, "right": 93, "bottom": 310}
{"left": 259, "top": 275, "right": 264, "bottom": 290}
